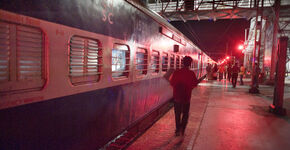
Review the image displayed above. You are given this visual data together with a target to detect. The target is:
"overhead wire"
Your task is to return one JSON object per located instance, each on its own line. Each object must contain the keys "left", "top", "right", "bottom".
{"left": 179, "top": 19, "right": 235, "bottom": 60}
{"left": 211, "top": 20, "right": 235, "bottom": 50}
{"left": 181, "top": 21, "right": 206, "bottom": 51}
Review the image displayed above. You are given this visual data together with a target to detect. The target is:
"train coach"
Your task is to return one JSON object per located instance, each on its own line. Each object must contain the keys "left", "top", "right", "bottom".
{"left": 0, "top": 0, "right": 213, "bottom": 149}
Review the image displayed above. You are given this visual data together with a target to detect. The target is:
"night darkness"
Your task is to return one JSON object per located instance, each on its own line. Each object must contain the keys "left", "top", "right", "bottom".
{"left": 170, "top": 19, "right": 250, "bottom": 62}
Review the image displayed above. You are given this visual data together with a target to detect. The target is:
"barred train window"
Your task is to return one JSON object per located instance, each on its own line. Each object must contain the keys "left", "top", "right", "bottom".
{"left": 170, "top": 54, "right": 175, "bottom": 69}
{"left": 191, "top": 61, "right": 194, "bottom": 69}
{"left": 151, "top": 50, "right": 160, "bottom": 73}
{"left": 0, "top": 21, "right": 45, "bottom": 93}
{"left": 176, "top": 55, "right": 180, "bottom": 69}
{"left": 112, "top": 44, "right": 130, "bottom": 78}
{"left": 136, "top": 48, "right": 148, "bottom": 76}
{"left": 69, "top": 36, "right": 102, "bottom": 85}
{"left": 193, "top": 60, "right": 198, "bottom": 69}
{"left": 162, "top": 52, "right": 168, "bottom": 72}
{"left": 181, "top": 56, "right": 184, "bottom": 68}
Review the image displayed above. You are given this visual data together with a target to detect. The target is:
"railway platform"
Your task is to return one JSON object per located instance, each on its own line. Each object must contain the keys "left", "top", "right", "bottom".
{"left": 126, "top": 78, "right": 290, "bottom": 150}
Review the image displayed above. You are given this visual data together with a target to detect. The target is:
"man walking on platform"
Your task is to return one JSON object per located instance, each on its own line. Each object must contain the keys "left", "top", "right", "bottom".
{"left": 227, "top": 64, "right": 232, "bottom": 81}
{"left": 224, "top": 65, "right": 228, "bottom": 80}
{"left": 170, "top": 56, "right": 199, "bottom": 136}
{"left": 218, "top": 65, "right": 225, "bottom": 81}
{"left": 239, "top": 64, "right": 245, "bottom": 85}
{"left": 206, "top": 63, "right": 211, "bottom": 80}
{"left": 232, "top": 63, "right": 239, "bottom": 88}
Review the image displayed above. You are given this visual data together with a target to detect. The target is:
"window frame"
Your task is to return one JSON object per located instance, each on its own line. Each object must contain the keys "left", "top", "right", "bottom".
{"left": 69, "top": 35, "right": 102, "bottom": 85}
{"left": 151, "top": 50, "right": 160, "bottom": 74}
{"left": 170, "top": 54, "right": 175, "bottom": 69}
{"left": 181, "top": 56, "right": 185, "bottom": 68}
{"left": 135, "top": 47, "right": 148, "bottom": 77}
{"left": 176, "top": 55, "right": 180, "bottom": 69}
{"left": 111, "top": 43, "right": 130, "bottom": 79}
{"left": 193, "top": 60, "right": 198, "bottom": 70}
{"left": 0, "top": 21, "right": 46, "bottom": 94}
{"left": 162, "top": 52, "right": 169, "bottom": 72}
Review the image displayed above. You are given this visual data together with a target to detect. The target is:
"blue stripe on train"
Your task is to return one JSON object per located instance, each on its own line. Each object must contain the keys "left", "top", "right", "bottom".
{"left": 0, "top": 0, "right": 155, "bottom": 43}
{"left": 0, "top": 77, "right": 172, "bottom": 150}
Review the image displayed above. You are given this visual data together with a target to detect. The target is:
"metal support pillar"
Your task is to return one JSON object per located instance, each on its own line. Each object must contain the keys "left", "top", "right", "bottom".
{"left": 199, "top": 53, "right": 203, "bottom": 78}
{"left": 249, "top": 0, "right": 264, "bottom": 94}
{"left": 270, "top": 36, "right": 288, "bottom": 116}
{"left": 270, "top": 0, "right": 281, "bottom": 81}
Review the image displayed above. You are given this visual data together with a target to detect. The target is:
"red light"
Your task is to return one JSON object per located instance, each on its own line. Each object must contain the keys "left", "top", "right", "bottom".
{"left": 226, "top": 56, "right": 230, "bottom": 59}
{"left": 238, "top": 45, "right": 244, "bottom": 50}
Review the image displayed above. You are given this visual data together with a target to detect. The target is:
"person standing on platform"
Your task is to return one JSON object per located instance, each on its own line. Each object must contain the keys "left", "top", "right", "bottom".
{"left": 239, "top": 64, "right": 246, "bottom": 85}
{"left": 206, "top": 63, "right": 211, "bottom": 80}
{"left": 224, "top": 65, "right": 228, "bottom": 80}
{"left": 227, "top": 64, "right": 232, "bottom": 81}
{"left": 218, "top": 65, "right": 225, "bottom": 81}
{"left": 231, "top": 63, "right": 239, "bottom": 88}
{"left": 212, "top": 64, "right": 218, "bottom": 80}
{"left": 253, "top": 62, "right": 261, "bottom": 88}
{"left": 170, "top": 56, "right": 199, "bottom": 136}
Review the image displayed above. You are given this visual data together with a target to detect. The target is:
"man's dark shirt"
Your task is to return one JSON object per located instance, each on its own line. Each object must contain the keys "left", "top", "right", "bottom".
{"left": 232, "top": 65, "right": 239, "bottom": 74}
{"left": 170, "top": 68, "right": 198, "bottom": 104}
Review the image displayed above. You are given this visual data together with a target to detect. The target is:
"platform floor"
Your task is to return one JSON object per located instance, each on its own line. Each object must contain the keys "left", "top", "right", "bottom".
{"left": 127, "top": 78, "right": 290, "bottom": 150}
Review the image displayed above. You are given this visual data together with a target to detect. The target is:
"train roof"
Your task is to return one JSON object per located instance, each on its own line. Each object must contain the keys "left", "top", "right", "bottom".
{"left": 126, "top": 0, "right": 202, "bottom": 53}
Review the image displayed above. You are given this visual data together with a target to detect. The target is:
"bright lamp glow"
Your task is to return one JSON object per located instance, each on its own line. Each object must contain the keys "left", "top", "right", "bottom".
{"left": 238, "top": 45, "right": 244, "bottom": 50}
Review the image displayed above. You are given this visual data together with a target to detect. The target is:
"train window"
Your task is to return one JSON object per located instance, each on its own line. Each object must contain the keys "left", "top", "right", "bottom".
{"left": 170, "top": 54, "right": 175, "bottom": 69}
{"left": 0, "top": 21, "right": 45, "bottom": 93}
{"left": 151, "top": 50, "right": 160, "bottom": 73}
{"left": 112, "top": 44, "right": 130, "bottom": 78}
{"left": 193, "top": 61, "right": 198, "bottom": 69}
{"left": 136, "top": 48, "right": 148, "bottom": 76}
{"left": 191, "top": 61, "right": 194, "bottom": 69}
{"left": 176, "top": 55, "right": 180, "bottom": 69}
{"left": 162, "top": 53, "right": 168, "bottom": 72}
{"left": 181, "top": 56, "right": 184, "bottom": 68}
{"left": 69, "top": 36, "right": 102, "bottom": 85}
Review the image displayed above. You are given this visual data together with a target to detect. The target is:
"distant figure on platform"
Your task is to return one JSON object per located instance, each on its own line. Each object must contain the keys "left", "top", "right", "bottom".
{"left": 170, "top": 56, "right": 199, "bottom": 136}
{"left": 206, "top": 63, "right": 211, "bottom": 80}
{"left": 232, "top": 63, "right": 239, "bottom": 88}
{"left": 239, "top": 64, "right": 246, "bottom": 85}
{"left": 253, "top": 62, "right": 261, "bottom": 88}
{"left": 218, "top": 65, "right": 225, "bottom": 81}
{"left": 227, "top": 64, "right": 232, "bottom": 81}
{"left": 224, "top": 65, "right": 228, "bottom": 80}
{"left": 212, "top": 64, "right": 218, "bottom": 80}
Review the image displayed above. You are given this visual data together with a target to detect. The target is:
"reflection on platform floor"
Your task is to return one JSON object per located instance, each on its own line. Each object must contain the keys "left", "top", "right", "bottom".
{"left": 127, "top": 78, "right": 290, "bottom": 150}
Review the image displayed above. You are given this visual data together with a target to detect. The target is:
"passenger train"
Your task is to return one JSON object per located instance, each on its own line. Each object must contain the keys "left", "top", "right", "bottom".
{"left": 0, "top": 0, "right": 213, "bottom": 149}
